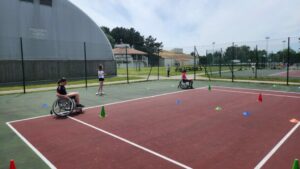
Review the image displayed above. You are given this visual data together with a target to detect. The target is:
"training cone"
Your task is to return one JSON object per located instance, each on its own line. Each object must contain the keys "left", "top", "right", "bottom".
{"left": 215, "top": 106, "right": 222, "bottom": 111}
{"left": 292, "top": 159, "right": 299, "bottom": 169}
{"left": 290, "top": 118, "right": 299, "bottom": 124}
{"left": 9, "top": 160, "right": 16, "bottom": 169}
{"left": 243, "top": 111, "right": 250, "bottom": 117}
{"left": 99, "top": 106, "right": 106, "bottom": 118}
{"left": 258, "top": 93, "right": 262, "bottom": 102}
{"left": 208, "top": 85, "right": 211, "bottom": 91}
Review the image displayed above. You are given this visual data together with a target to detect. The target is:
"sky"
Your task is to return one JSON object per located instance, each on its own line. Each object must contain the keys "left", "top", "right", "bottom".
{"left": 69, "top": 0, "right": 300, "bottom": 52}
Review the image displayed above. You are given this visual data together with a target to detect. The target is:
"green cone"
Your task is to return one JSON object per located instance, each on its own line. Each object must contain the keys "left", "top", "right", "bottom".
{"left": 292, "top": 159, "right": 299, "bottom": 169}
{"left": 100, "top": 106, "right": 106, "bottom": 118}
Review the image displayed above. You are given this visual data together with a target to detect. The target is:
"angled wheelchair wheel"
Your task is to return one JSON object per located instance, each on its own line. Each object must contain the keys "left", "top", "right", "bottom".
{"left": 51, "top": 97, "right": 75, "bottom": 117}
{"left": 178, "top": 80, "right": 189, "bottom": 89}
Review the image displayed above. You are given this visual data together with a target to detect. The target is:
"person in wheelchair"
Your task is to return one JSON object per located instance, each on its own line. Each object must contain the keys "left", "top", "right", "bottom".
{"left": 181, "top": 70, "right": 193, "bottom": 89}
{"left": 56, "top": 77, "right": 85, "bottom": 107}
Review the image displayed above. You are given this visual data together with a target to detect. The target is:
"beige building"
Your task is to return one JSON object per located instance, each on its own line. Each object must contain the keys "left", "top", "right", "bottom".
{"left": 159, "top": 49, "right": 194, "bottom": 67}
{"left": 113, "top": 44, "right": 148, "bottom": 68}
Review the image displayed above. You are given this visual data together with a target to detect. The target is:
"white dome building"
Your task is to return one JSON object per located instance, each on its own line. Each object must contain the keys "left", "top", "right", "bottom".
{"left": 0, "top": 0, "right": 115, "bottom": 83}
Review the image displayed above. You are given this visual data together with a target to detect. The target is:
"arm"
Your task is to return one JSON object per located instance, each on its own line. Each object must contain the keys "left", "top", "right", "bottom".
{"left": 56, "top": 92, "right": 68, "bottom": 98}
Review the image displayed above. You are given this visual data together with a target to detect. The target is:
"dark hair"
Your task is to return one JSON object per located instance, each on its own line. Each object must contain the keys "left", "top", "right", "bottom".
{"left": 57, "top": 77, "right": 67, "bottom": 84}
{"left": 182, "top": 70, "right": 187, "bottom": 73}
{"left": 98, "top": 65, "right": 103, "bottom": 70}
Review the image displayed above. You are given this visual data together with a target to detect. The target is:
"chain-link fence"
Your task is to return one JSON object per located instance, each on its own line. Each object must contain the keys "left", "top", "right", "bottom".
{"left": 0, "top": 37, "right": 116, "bottom": 93}
{"left": 1, "top": 36, "right": 299, "bottom": 93}
{"left": 194, "top": 37, "right": 300, "bottom": 85}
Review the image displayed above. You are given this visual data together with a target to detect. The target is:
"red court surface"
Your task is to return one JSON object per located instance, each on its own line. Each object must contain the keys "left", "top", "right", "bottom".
{"left": 8, "top": 87, "right": 300, "bottom": 169}
{"left": 270, "top": 70, "right": 300, "bottom": 77}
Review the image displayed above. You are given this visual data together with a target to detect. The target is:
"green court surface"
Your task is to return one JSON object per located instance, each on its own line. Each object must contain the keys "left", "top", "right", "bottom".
{"left": 0, "top": 80, "right": 299, "bottom": 169}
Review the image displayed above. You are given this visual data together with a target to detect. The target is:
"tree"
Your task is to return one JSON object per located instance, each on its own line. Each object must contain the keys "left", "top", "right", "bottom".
{"left": 101, "top": 26, "right": 116, "bottom": 47}
{"left": 277, "top": 48, "right": 297, "bottom": 64}
{"left": 142, "top": 35, "right": 163, "bottom": 66}
{"left": 102, "top": 26, "right": 163, "bottom": 54}
{"left": 110, "top": 27, "right": 146, "bottom": 48}
{"left": 143, "top": 36, "right": 163, "bottom": 53}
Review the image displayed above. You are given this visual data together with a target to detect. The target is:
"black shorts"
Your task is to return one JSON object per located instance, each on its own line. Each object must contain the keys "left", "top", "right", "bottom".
{"left": 183, "top": 79, "right": 192, "bottom": 83}
{"left": 99, "top": 78, "right": 104, "bottom": 81}
{"left": 69, "top": 96, "right": 76, "bottom": 100}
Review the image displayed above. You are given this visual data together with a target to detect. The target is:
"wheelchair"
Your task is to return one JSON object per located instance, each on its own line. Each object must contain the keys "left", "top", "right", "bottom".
{"left": 50, "top": 97, "right": 83, "bottom": 117}
{"left": 178, "top": 80, "right": 193, "bottom": 89}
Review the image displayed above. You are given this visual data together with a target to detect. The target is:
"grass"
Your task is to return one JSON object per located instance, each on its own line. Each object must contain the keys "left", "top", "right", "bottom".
{"left": 2, "top": 66, "right": 298, "bottom": 93}
{"left": 0, "top": 76, "right": 143, "bottom": 92}
{"left": 117, "top": 66, "right": 231, "bottom": 76}
{"left": 117, "top": 66, "right": 183, "bottom": 76}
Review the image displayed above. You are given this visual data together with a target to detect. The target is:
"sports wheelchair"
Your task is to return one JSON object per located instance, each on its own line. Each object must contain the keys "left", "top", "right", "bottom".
{"left": 50, "top": 97, "right": 83, "bottom": 117}
{"left": 178, "top": 80, "right": 193, "bottom": 89}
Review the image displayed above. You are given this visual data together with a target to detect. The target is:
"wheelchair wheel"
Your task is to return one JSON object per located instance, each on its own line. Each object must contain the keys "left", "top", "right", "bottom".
{"left": 51, "top": 97, "right": 75, "bottom": 117}
{"left": 178, "top": 80, "right": 189, "bottom": 89}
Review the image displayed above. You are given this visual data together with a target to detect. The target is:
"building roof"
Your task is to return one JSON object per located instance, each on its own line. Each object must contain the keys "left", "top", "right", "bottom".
{"left": 113, "top": 48, "right": 147, "bottom": 55}
{"left": 160, "top": 50, "right": 193, "bottom": 61}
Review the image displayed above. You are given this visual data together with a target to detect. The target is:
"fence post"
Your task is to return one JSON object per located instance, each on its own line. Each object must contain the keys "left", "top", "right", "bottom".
{"left": 231, "top": 42, "right": 234, "bottom": 82}
{"left": 219, "top": 48, "right": 222, "bottom": 77}
{"left": 255, "top": 45, "right": 258, "bottom": 79}
{"left": 287, "top": 37, "right": 290, "bottom": 85}
{"left": 194, "top": 46, "right": 196, "bottom": 80}
{"left": 125, "top": 46, "right": 129, "bottom": 83}
{"left": 20, "top": 37, "right": 26, "bottom": 93}
{"left": 157, "top": 49, "right": 160, "bottom": 80}
{"left": 84, "top": 42, "right": 88, "bottom": 88}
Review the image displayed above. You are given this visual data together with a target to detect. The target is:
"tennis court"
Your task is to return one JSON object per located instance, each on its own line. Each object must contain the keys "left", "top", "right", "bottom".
{"left": 270, "top": 70, "right": 300, "bottom": 78}
{"left": 6, "top": 85, "right": 300, "bottom": 169}
{"left": 217, "top": 68, "right": 300, "bottom": 79}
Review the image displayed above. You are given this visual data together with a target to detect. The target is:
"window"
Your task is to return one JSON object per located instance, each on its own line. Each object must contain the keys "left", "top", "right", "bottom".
{"left": 40, "top": 0, "right": 52, "bottom": 6}
{"left": 20, "top": 0, "right": 34, "bottom": 3}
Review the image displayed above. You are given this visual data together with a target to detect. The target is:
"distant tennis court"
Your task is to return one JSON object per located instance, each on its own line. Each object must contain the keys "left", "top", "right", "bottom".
{"left": 269, "top": 70, "right": 300, "bottom": 78}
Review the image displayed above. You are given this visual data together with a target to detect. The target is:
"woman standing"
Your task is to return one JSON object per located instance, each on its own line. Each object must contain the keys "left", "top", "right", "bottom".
{"left": 96, "top": 65, "right": 105, "bottom": 95}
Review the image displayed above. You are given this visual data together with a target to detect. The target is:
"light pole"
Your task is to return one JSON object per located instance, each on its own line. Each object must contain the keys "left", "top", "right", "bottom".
{"left": 265, "top": 36, "right": 270, "bottom": 68}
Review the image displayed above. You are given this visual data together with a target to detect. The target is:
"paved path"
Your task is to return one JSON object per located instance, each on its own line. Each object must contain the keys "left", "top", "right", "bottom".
{"left": 1, "top": 74, "right": 299, "bottom": 95}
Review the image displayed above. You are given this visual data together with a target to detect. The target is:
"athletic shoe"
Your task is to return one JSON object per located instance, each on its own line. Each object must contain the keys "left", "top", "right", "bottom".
{"left": 96, "top": 92, "right": 99, "bottom": 95}
{"left": 76, "top": 104, "right": 85, "bottom": 107}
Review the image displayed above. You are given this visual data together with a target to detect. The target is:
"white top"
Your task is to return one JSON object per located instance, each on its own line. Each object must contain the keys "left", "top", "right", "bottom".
{"left": 98, "top": 70, "right": 104, "bottom": 78}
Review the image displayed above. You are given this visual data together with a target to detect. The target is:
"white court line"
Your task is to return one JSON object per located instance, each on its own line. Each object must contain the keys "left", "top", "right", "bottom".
{"left": 8, "top": 114, "right": 51, "bottom": 124}
{"left": 212, "top": 88, "right": 300, "bottom": 99}
{"left": 269, "top": 70, "right": 300, "bottom": 77}
{"left": 254, "top": 122, "right": 300, "bottom": 169}
{"left": 269, "top": 71, "right": 286, "bottom": 76}
{"left": 6, "top": 122, "right": 57, "bottom": 169}
{"left": 214, "top": 86, "right": 300, "bottom": 95}
{"left": 7, "top": 87, "right": 206, "bottom": 124}
{"left": 6, "top": 85, "right": 297, "bottom": 169}
{"left": 7, "top": 85, "right": 299, "bottom": 124}
{"left": 82, "top": 86, "right": 206, "bottom": 111}
{"left": 6, "top": 87, "right": 205, "bottom": 168}
{"left": 69, "top": 116, "right": 192, "bottom": 169}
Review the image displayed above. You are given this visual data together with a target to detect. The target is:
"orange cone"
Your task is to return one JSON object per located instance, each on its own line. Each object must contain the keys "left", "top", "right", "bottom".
{"left": 10, "top": 160, "right": 16, "bottom": 169}
{"left": 258, "top": 93, "right": 262, "bottom": 102}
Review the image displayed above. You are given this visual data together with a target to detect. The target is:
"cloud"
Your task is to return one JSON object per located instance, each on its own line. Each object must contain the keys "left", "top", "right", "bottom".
{"left": 69, "top": 0, "right": 300, "bottom": 52}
